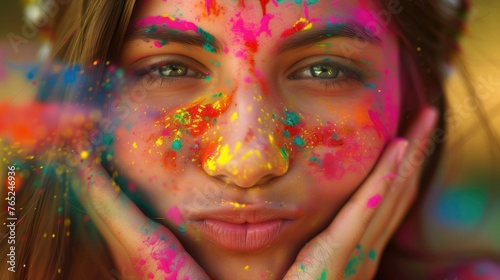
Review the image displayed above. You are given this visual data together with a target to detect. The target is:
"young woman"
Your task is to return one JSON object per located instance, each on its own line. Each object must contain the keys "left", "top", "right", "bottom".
{"left": 2, "top": 0, "right": 490, "bottom": 279}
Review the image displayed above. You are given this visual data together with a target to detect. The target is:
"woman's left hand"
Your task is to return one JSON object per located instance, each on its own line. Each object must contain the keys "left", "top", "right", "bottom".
{"left": 283, "top": 106, "right": 438, "bottom": 280}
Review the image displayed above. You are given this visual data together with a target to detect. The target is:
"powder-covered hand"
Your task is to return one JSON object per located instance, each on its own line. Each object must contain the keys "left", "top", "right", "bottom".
{"left": 71, "top": 150, "right": 210, "bottom": 279}
{"left": 283, "top": 107, "right": 438, "bottom": 280}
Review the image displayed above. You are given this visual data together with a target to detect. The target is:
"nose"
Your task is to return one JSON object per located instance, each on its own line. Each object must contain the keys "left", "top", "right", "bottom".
{"left": 202, "top": 79, "right": 289, "bottom": 188}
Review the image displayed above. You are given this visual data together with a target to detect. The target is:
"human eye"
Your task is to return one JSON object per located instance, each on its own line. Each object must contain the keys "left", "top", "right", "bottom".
{"left": 288, "top": 57, "right": 364, "bottom": 90}
{"left": 132, "top": 56, "right": 208, "bottom": 86}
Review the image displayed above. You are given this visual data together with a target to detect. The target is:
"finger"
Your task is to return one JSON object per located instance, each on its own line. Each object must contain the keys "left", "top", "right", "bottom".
{"left": 354, "top": 107, "right": 439, "bottom": 277}
{"left": 395, "top": 106, "right": 439, "bottom": 182}
{"left": 73, "top": 153, "right": 207, "bottom": 279}
{"left": 363, "top": 106, "right": 439, "bottom": 247}
{"left": 373, "top": 106, "right": 438, "bottom": 242}
{"left": 284, "top": 139, "right": 408, "bottom": 280}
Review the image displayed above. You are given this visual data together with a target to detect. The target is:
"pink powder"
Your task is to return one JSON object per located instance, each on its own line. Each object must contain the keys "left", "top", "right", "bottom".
{"left": 153, "top": 247, "right": 186, "bottom": 279}
{"left": 367, "top": 194, "right": 382, "bottom": 208}
{"left": 321, "top": 152, "right": 345, "bottom": 181}
{"left": 368, "top": 110, "right": 389, "bottom": 141}
{"left": 166, "top": 206, "right": 182, "bottom": 226}
{"left": 134, "top": 16, "right": 198, "bottom": 33}
{"left": 303, "top": 0, "right": 309, "bottom": 19}
{"left": 206, "top": 0, "right": 212, "bottom": 15}
{"left": 258, "top": 14, "right": 274, "bottom": 37}
{"left": 153, "top": 40, "right": 163, "bottom": 48}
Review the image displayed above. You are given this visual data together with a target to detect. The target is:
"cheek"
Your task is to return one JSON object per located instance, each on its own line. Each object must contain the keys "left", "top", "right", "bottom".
{"left": 305, "top": 123, "right": 383, "bottom": 186}
{"left": 290, "top": 99, "right": 391, "bottom": 201}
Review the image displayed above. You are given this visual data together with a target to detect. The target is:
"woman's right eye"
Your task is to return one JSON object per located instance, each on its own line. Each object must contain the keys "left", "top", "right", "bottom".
{"left": 133, "top": 59, "right": 208, "bottom": 86}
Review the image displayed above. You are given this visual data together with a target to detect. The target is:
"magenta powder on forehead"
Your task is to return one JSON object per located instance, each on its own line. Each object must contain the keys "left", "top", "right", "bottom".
{"left": 133, "top": 15, "right": 199, "bottom": 33}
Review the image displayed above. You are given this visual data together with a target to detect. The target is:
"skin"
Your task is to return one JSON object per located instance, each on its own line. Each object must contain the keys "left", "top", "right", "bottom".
{"left": 107, "top": 0, "right": 402, "bottom": 278}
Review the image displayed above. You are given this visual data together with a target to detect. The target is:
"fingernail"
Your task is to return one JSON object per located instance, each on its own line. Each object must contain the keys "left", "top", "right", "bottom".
{"left": 422, "top": 106, "right": 439, "bottom": 131}
{"left": 394, "top": 138, "right": 409, "bottom": 164}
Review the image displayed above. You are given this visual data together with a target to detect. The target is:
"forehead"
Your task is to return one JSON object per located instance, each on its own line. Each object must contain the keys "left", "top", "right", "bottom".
{"left": 130, "top": 0, "right": 384, "bottom": 37}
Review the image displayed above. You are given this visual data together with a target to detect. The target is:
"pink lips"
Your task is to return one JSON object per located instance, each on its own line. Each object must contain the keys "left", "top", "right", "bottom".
{"left": 189, "top": 206, "right": 301, "bottom": 251}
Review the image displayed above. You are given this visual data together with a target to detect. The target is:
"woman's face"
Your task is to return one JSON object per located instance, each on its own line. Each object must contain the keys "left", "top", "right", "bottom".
{"left": 114, "top": 0, "right": 399, "bottom": 277}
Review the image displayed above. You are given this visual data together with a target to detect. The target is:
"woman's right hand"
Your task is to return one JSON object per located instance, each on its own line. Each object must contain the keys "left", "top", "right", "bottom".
{"left": 71, "top": 149, "right": 210, "bottom": 279}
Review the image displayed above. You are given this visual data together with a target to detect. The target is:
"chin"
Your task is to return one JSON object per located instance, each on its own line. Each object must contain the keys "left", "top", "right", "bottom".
{"left": 184, "top": 238, "right": 300, "bottom": 280}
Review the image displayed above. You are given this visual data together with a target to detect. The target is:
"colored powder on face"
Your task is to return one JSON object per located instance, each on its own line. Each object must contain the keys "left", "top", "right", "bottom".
{"left": 146, "top": 24, "right": 157, "bottom": 33}
{"left": 206, "top": 0, "right": 212, "bottom": 15}
{"left": 253, "top": 68, "right": 270, "bottom": 96}
{"left": 367, "top": 194, "right": 382, "bottom": 208}
{"left": 293, "top": 136, "right": 305, "bottom": 147}
{"left": 204, "top": 0, "right": 225, "bottom": 17}
{"left": 309, "top": 156, "right": 321, "bottom": 166}
{"left": 215, "top": 144, "right": 233, "bottom": 166}
{"left": 171, "top": 139, "right": 182, "bottom": 151}
{"left": 166, "top": 206, "right": 182, "bottom": 226}
{"left": 198, "top": 28, "right": 217, "bottom": 53}
{"left": 178, "top": 224, "right": 186, "bottom": 234}
{"left": 259, "top": 0, "right": 271, "bottom": 15}
{"left": 230, "top": 12, "right": 274, "bottom": 71}
{"left": 133, "top": 15, "right": 217, "bottom": 53}
{"left": 153, "top": 40, "right": 167, "bottom": 48}
{"left": 280, "top": 18, "right": 313, "bottom": 38}
{"left": 259, "top": 14, "right": 274, "bottom": 37}
{"left": 280, "top": 146, "right": 289, "bottom": 161}
{"left": 163, "top": 150, "right": 177, "bottom": 168}
{"left": 368, "top": 110, "right": 389, "bottom": 140}
{"left": 283, "top": 110, "right": 300, "bottom": 126}
{"left": 156, "top": 93, "right": 233, "bottom": 139}
{"left": 319, "top": 152, "right": 345, "bottom": 181}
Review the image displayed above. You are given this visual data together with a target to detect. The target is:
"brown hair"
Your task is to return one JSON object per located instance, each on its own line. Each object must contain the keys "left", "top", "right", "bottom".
{"left": 1, "top": 1, "right": 136, "bottom": 279}
{"left": 0, "top": 0, "right": 475, "bottom": 278}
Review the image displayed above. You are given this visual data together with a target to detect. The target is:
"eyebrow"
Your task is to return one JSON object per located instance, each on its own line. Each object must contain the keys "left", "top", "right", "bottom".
{"left": 125, "top": 25, "right": 224, "bottom": 53}
{"left": 276, "top": 21, "right": 383, "bottom": 53}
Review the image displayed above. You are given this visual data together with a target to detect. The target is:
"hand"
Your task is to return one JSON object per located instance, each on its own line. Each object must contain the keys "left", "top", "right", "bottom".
{"left": 71, "top": 151, "right": 210, "bottom": 279}
{"left": 283, "top": 107, "right": 438, "bottom": 280}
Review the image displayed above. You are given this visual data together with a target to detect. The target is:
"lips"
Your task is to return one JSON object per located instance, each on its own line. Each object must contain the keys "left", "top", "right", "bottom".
{"left": 188, "top": 206, "right": 302, "bottom": 251}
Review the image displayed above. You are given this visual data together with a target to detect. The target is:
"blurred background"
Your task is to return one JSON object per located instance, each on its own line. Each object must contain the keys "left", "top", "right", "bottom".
{"left": 0, "top": 0, "right": 499, "bottom": 181}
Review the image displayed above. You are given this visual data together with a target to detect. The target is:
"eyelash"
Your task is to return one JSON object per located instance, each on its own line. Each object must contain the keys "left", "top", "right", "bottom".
{"left": 134, "top": 60, "right": 207, "bottom": 86}
{"left": 288, "top": 62, "right": 364, "bottom": 91}
{"left": 134, "top": 60, "right": 365, "bottom": 91}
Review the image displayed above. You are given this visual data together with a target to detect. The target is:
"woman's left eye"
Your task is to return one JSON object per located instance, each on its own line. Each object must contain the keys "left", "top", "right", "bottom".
{"left": 291, "top": 63, "right": 358, "bottom": 80}
{"left": 153, "top": 63, "right": 203, "bottom": 78}
{"left": 288, "top": 60, "right": 364, "bottom": 90}
{"left": 309, "top": 64, "right": 340, "bottom": 79}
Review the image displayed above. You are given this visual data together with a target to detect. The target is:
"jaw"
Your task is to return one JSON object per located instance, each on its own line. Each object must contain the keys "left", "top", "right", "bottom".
{"left": 183, "top": 237, "right": 299, "bottom": 280}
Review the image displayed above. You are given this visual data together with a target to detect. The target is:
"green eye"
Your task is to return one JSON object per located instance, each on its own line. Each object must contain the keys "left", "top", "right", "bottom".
{"left": 159, "top": 64, "right": 188, "bottom": 77}
{"left": 310, "top": 65, "right": 340, "bottom": 79}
